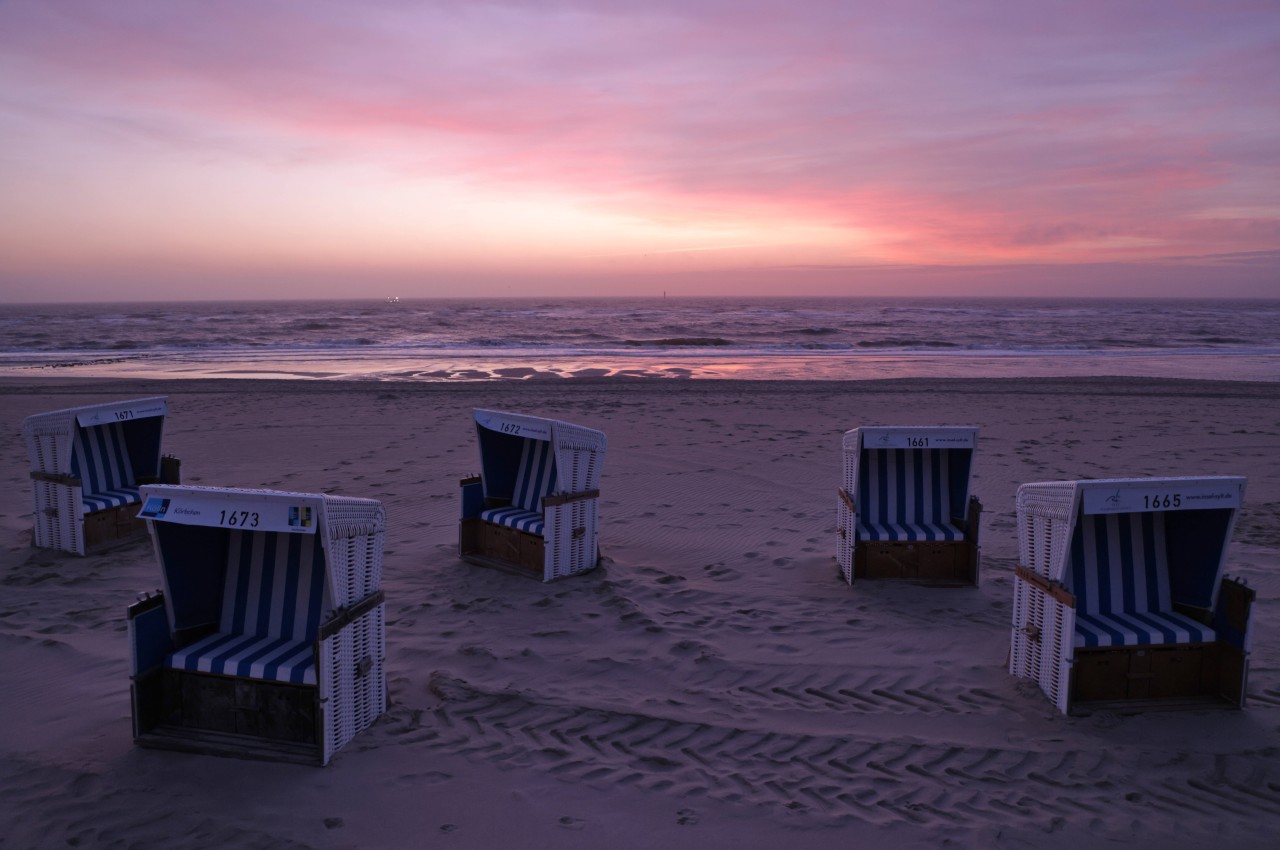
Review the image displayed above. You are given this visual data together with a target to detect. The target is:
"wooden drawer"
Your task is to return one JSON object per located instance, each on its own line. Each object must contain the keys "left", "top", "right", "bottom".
{"left": 168, "top": 671, "right": 318, "bottom": 744}
{"left": 461, "top": 518, "right": 545, "bottom": 575}
{"left": 1073, "top": 644, "right": 1214, "bottom": 703}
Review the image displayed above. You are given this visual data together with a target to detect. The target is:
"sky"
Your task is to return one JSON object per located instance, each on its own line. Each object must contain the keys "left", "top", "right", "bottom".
{"left": 0, "top": 0, "right": 1277, "bottom": 301}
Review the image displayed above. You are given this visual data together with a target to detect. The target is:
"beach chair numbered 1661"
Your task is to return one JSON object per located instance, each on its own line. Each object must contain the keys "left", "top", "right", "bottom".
{"left": 836, "top": 426, "right": 982, "bottom": 585}
{"left": 1010, "top": 476, "right": 1255, "bottom": 714}
{"left": 23, "top": 397, "right": 180, "bottom": 555}
{"left": 459, "top": 409, "right": 606, "bottom": 582}
{"left": 127, "top": 485, "right": 387, "bottom": 764}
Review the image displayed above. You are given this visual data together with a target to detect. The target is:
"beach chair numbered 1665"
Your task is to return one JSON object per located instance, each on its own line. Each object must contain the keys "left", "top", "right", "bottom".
{"left": 1010, "top": 476, "right": 1254, "bottom": 714}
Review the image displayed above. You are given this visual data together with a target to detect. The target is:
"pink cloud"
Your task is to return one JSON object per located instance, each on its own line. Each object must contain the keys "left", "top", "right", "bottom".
{"left": 1, "top": 0, "right": 1277, "bottom": 295}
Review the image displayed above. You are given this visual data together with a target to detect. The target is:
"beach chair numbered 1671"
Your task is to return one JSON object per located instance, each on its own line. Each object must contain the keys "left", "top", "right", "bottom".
{"left": 23, "top": 397, "right": 180, "bottom": 555}
{"left": 127, "top": 485, "right": 387, "bottom": 764}
{"left": 836, "top": 426, "right": 982, "bottom": 585}
{"left": 459, "top": 409, "right": 606, "bottom": 582}
{"left": 1010, "top": 476, "right": 1254, "bottom": 714}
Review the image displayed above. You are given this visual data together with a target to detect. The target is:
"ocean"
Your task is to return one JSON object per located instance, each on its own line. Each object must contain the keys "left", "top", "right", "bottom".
{"left": 2, "top": 297, "right": 1278, "bottom": 382}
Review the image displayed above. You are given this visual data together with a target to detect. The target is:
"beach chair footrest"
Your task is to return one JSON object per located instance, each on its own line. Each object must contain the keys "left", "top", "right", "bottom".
{"left": 1070, "top": 643, "right": 1244, "bottom": 709}
{"left": 460, "top": 518, "right": 544, "bottom": 576}
{"left": 84, "top": 502, "right": 148, "bottom": 552}
{"left": 158, "top": 670, "right": 319, "bottom": 744}
{"left": 134, "top": 724, "right": 322, "bottom": 765}
{"left": 855, "top": 539, "right": 976, "bottom": 585}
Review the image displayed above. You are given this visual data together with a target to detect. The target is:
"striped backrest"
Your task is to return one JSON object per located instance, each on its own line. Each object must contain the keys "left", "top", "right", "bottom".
{"left": 70, "top": 422, "right": 135, "bottom": 496}
{"left": 1069, "top": 512, "right": 1171, "bottom": 616}
{"left": 858, "top": 448, "right": 953, "bottom": 526}
{"left": 512, "top": 438, "right": 558, "bottom": 512}
{"left": 220, "top": 530, "right": 330, "bottom": 642}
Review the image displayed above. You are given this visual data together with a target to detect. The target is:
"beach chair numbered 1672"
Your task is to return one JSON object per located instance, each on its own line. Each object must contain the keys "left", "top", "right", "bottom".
{"left": 836, "top": 426, "right": 982, "bottom": 585}
{"left": 23, "top": 397, "right": 180, "bottom": 555}
{"left": 127, "top": 485, "right": 387, "bottom": 764}
{"left": 1010, "top": 476, "right": 1254, "bottom": 714}
{"left": 459, "top": 409, "right": 606, "bottom": 582}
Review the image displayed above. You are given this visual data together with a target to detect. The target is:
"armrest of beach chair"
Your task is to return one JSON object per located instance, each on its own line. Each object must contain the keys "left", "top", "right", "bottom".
{"left": 542, "top": 489, "right": 601, "bottom": 509}
{"left": 459, "top": 476, "right": 485, "bottom": 519}
{"left": 30, "top": 471, "right": 81, "bottom": 486}
{"left": 959, "top": 495, "right": 982, "bottom": 535}
{"left": 836, "top": 487, "right": 857, "bottom": 537}
{"left": 318, "top": 589, "right": 386, "bottom": 642}
{"left": 1213, "top": 576, "right": 1255, "bottom": 651}
{"left": 1012, "top": 563, "right": 1076, "bottom": 649}
{"left": 1014, "top": 564, "right": 1075, "bottom": 607}
{"left": 127, "top": 592, "right": 173, "bottom": 676}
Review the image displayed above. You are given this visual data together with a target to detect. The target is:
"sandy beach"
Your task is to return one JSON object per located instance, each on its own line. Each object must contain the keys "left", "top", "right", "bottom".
{"left": 2, "top": 376, "right": 1278, "bottom": 849}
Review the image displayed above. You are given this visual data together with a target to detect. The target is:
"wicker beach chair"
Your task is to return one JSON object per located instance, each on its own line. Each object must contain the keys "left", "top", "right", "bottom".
{"left": 1010, "top": 476, "right": 1254, "bottom": 714}
{"left": 22, "top": 397, "right": 179, "bottom": 555}
{"left": 835, "top": 426, "right": 981, "bottom": 585}
{"left": 127, "top": 485, "right": 386, "bottom": 764}
{"left": 459, "top": 409, "right": 606, "bottom": 581}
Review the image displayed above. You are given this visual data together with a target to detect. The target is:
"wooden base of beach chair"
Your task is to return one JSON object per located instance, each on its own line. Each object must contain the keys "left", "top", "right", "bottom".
{"left": 133, "top": 669, "right": 322, "bottom": 764}
{"left": 460, "top": 518, "right": 544, "bottom": 577}
{"left": 855, "top": 539, "right": 977, "bottom": 584}
{"left": 1068, "top": 643, "right": 1248, "bottom": 714}
{"left": 851, "top": 496, "right": 981, "bottom": 586}
{"left": 83, "top": 502, "right": 149, "bottom": 552}
{"left": 79, "top": 456, "right": 180, "bottom": 553}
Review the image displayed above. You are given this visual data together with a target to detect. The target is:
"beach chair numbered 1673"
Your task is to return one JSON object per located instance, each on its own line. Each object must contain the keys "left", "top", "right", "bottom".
{"left": 836, "top": 426, "right": 982, "bottom": 585}
{"left": 459, "top": 409, "right": 606, "bottom": 582}
{"left": 23, "top": 397, "right": 180, "bottom": 555}
{"left": 127, "top": 485, "right": 387, "bottom": 764}
{"left": 1010, "top": 476, "right": 1254, "bottom": 715}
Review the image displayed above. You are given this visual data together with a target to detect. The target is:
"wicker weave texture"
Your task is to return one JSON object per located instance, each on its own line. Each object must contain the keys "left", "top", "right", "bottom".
{"left": 1009, "top": 576, "right": 1073, "bottom": 714}
{"left": 1016, "top": 482, "right": 1078, "bottom": 582}
{"left": 321, "top": 497, "right": 386, "bottom": 607}
{"left": 30, "top": 479, "right": 84, "bottom": 553}
{"left": 551, "top": 421, "right": 607, "bottom": 494}
{"left": 544, "top": 496, "right": 599, "bottom": 580}
{"left": 320, "top": 603, "right": 387, "bottom": 765}
{"left": 24, "top": 409, "right": 81, "bottom": 553}
{"left": 835, "top": 494, "right": 853, "bottom": 583}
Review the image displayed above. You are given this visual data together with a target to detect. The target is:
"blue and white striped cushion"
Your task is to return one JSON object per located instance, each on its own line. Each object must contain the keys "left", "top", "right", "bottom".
{"left": 479, "top": 506, "right": 545, "bottom": 536}
{"left": 1069, "top": 512, "right": 1216, "bottom": 648}
{"left": 480, "top": 438, "right": 557, "bottom": 537}
{"left": 512, "top": 439, "right": 557, "bottom": 512}
{"left": 71, "top": 422, "right": 140, "bottom": 511}
{"left": 857, "top": 448, "right": 962, "bottom": 542}
{"left": 167, "top": 529, "right": 329, "bottom": 685}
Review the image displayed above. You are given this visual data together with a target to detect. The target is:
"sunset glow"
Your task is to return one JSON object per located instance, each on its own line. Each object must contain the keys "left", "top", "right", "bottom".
{"left": 1, "top": 0, "right": 1277, "bottom": 300}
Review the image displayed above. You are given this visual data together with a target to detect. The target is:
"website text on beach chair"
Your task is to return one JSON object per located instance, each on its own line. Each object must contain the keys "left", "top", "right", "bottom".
{"left": 22, "top": 397, "right": 179, "bottom": 555}
{"left": 836, "top": 426, "right": 981, "bottom": 585}
{"left": 127, "top": 485, "right": 387, "bottom": 764}
{"left": 459, "top": 409, "right": 606, "bottom": 582}
{"left": 1010, "top": 477, "right": 1254, "bottom": 715}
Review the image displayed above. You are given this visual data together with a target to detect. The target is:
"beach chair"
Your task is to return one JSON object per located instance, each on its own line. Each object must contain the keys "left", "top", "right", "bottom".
{"left": 1010, "top": 477, "right": 1254, "bottom": 714}
{"left": 22, "top": 397, "right": 179, "bottom": 555}
{"left": 836, "top": 426, "right": 981, "bottom": 584}
{"left": 127, "top": 485, "right": 386, "bottom": 764}
{"left": 459, "top": 409, "right": 606, "bottom": 581}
